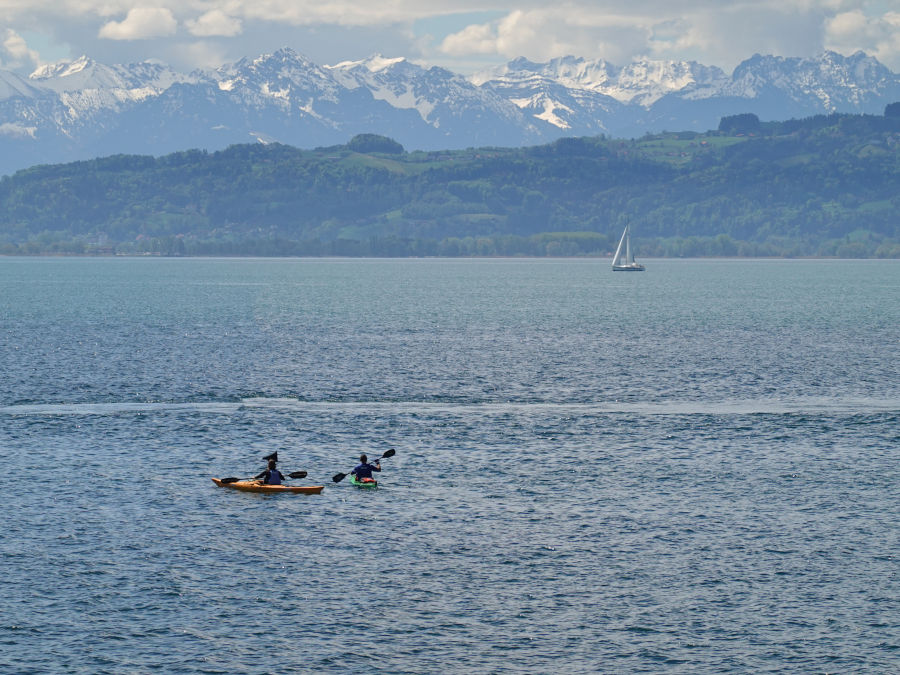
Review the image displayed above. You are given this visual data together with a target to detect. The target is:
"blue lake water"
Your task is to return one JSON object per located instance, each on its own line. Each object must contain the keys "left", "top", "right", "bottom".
{"left": 1, "top": 257, "right": 899, "bottom": 673}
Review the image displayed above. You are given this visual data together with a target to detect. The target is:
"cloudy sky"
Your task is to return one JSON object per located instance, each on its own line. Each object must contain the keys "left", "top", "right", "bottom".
{"left": 1, "top": 0, "right": 898, "bottom": 76}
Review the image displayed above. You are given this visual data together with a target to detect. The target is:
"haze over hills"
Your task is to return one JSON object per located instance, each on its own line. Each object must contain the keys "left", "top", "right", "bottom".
{"left": 0, "top": 48, "right": 898, "bottom": 176}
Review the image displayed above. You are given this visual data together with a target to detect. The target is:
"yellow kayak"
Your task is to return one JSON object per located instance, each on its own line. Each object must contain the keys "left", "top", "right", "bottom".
{"left": 212, "top": 478, "right": 324, "bottom": 494}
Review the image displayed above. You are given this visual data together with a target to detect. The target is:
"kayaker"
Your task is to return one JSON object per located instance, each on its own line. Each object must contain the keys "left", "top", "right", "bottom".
{"left": 351, "top": 454, "right": 381, "bottom": 483}
{"left": 254, "top": 459, "right": 285, "bottom": 485}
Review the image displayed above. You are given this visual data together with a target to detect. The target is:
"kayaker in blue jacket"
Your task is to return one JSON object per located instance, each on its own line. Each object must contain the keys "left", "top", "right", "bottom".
{"left": 351, "top": 454, "right": 381, "bottom": 482}
{"left": 254, "top": 459, "right": 285, "bottom": 485}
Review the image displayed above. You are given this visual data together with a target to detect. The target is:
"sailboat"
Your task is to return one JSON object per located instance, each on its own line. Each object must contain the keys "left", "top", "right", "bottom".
{"left": 612, "top": 225, "right": 645, "bottom": 271}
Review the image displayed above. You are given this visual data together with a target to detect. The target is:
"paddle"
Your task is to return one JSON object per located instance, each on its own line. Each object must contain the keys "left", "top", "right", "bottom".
{"left": 220, "top": 470, "right": 307, "bottom": 484}
{"left": 332, "top": 449, "right": 395, "bottom": 483}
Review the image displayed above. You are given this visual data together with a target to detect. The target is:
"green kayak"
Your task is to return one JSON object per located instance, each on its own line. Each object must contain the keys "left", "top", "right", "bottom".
{"left": 350, "top": 475, "right": 378, "bottom": 488}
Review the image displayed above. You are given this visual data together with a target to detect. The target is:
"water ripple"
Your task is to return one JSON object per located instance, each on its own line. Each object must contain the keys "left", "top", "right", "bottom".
{"left": 2, "top": 258, "right": 899, "bottom": 673}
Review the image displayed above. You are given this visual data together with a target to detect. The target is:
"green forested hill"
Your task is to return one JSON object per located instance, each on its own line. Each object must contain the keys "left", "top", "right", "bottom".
{"left": 1, "top": 113, "right": 899, "bottom": 257}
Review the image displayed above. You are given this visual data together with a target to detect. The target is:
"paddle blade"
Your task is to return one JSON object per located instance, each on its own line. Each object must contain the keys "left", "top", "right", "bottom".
{"left": 332, "top": 472, "right": 348, "bottom": 483}
{"left": 381, "top": 449, "right": 396, "bottom": 459}
{"left": 220, "top": 477, "right": 241, "bottom": 484}
{"left": 288, "top": 471, "right": 307, "bottom": 479}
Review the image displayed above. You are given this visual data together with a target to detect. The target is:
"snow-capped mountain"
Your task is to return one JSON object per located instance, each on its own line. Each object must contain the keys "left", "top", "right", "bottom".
{"left": 723, "top": 51, "right": 900, "bottom": 113}
{"left": 474, "top": 55, "right": 728, "bottom": 107}
{"left": 476, "top": 51, "right": 900, "bottom": 137}
{"left": 327, "top": 54, "right": 542, "bottom": 147}
{"left": 0, "top": 48, "right": 898, "bottom": 175}
{"left": 470, "top": 56, "right": 625, "bottom": 134}
{"left": 215, "top": 49, "right": 343, "bottom": 111}
{"left": 30, "top": 55, "right": 191, "bottom": 93}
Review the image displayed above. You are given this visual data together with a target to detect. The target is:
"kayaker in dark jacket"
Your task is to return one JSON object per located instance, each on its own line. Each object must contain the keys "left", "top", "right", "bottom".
{"left": 351, "top": 454, "right": 381, "bottom": 481}
{"left": 254, "top": 459, "right": 285, "bottom": 485}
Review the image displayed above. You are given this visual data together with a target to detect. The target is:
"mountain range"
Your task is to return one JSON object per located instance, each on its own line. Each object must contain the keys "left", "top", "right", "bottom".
{"left": 1, "top": 48, "right": 898, "bottom": 176}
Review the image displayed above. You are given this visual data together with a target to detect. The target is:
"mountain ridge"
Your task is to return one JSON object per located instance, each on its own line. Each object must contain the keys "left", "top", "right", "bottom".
{"left": 0, "top": 48, "right": 898, "bottom": 175}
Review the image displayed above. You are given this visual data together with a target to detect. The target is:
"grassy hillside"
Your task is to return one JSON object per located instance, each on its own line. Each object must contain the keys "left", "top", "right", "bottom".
{"left": 1, "top": 111, "right": 898, "bottom": 257}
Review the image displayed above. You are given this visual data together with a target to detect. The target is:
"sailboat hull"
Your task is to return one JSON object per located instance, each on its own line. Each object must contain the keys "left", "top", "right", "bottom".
{"left": 612, "top": 263, "right": 645, "bottom": 271}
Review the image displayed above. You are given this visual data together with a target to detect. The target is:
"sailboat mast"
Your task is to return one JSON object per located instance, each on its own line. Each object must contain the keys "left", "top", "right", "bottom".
{"left": 625, "top": 225, "right": 632, "bottom": 263}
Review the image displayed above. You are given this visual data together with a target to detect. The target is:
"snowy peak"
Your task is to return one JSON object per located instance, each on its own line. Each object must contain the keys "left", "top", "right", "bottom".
{"left": 726, "top": 50, "right": 899, "bottom": 109}
{"left": 29, "top": 55, "right": 93, "bottom": 81}
{"left": 327, "top": 54, "right": 421, "bottom": 90}
{"left": 30, "top": 55, "right": 189, "bottom": 93}
{"left": 614, "top": 59, "right": 727, "bottom": 104}
{"left": 477, "top": 55, "right": 728, "bottom": 106}
{"left": 238, "top": 47, "right": 322, "bottom": 75}
{"left": 330, "top": 54, "right": 409, "bottom": 75}
{"left": 30, "top": 55, "right": 126, "bottom": 91}
{"left": 540, "top": 56, "right": 619, "bottom": 91}
{"left": 0, "top": 48, "right": 898, "bottom": 176}
{"left": 328, "top": 55, "right": 432, "bottom": 119}
{"left": 328, "top": 54, "right": 522, "bottom": 127}
{"left": 731, "top": 50, "right": 891, "bottom": 83}
{"left": 476, "top": 50, "right": 899, "bottom": 135}
{"left": 473, "top": 55, "right": 618, "bottom": 90}
{"left": 215, "top": 47, "right": 340, "bottom": 102}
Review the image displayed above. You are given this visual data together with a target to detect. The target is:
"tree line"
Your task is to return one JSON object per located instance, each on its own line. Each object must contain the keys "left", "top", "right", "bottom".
{"left": 1, "top": 109, "right": 898, "bottom": 257}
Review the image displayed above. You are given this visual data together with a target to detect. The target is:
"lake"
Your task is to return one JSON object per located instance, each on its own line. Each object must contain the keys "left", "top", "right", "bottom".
{"left": 1, "top": 257, "right": 898, "bottom": 673}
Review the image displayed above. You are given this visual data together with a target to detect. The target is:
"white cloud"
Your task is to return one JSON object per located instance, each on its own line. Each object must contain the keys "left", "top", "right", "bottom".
{"left": 234, "top": 0, "right": 480, "bottom": 26}
{"left": 825, "top": 10, "right": 900, "bottom": 68}
{"left": 440, "top": 22, "right": 498, "bottom": 56}
{"left": 186, "top": 10, "right": 242, "bottom": 37}
{"left": 0, "top": 121, "right": 37, "bottom": 138}
{"left": 828, "top": 10, "right": 869, "bottom": 37}
{"left": 435, "top": 3, "right": 878, "bottom": 69}
{"left": 1, "top": 29, "right": 42, "bottom": 70}
{"left": 440, "top": 8, "right": 663, "bottom": 65}
{"left": 648, "top": 18, "right": 709, "bottom": 56}
{"left": 99, "top": 7, "right": 177, "bottom": 40}
{"left": 0, "top": 0, "right": 896, "bottom": 73}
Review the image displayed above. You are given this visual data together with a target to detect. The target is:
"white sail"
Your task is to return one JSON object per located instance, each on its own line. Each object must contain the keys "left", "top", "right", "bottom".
{"left": 612, "top": 224, "right": 644, "bottom": 271}
{"left": 612, "top": 226, "right": 628, "bottom": 267}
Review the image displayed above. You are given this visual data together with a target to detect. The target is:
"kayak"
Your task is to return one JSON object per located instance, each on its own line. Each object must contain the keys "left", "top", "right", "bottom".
{"left": 350, "top": 475, "right": 378, "bottom": 489}
{"left": 212, "top": 478, "right": 324, "bottom": 494}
